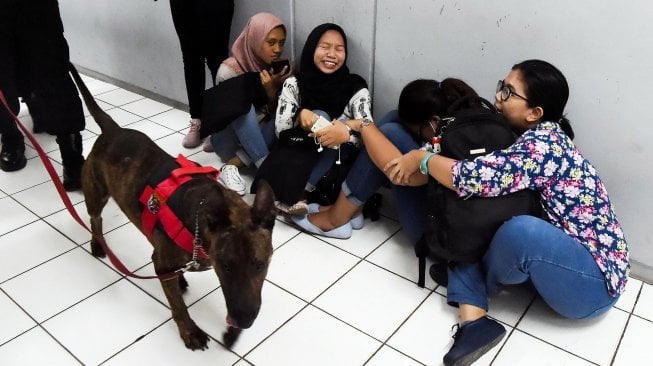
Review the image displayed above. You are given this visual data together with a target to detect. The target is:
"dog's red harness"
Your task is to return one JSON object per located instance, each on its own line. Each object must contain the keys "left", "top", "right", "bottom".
{"left": 139, "top": 155, "right": 219, "bottom": 259}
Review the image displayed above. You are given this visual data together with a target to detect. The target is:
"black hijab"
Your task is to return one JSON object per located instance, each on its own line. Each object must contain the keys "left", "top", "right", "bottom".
{"left": 296, "top": 23, "right": 368, "bottom": 118}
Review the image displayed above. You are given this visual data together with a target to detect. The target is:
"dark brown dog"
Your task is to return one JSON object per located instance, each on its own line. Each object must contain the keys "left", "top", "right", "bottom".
{"left": 68, "top": 65, "right": 276, "bottom": 350}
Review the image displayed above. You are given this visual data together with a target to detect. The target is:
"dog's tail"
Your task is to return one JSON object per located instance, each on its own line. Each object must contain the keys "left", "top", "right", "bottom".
{"left": 68, "top": 63, "right": 119, "bottom": 133}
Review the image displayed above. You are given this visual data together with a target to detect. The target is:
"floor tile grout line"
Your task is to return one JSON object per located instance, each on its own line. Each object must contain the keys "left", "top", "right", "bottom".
{"left": 22, "top": 274, "right": 125, "bottom": 326}
{"left": 487, "top": 293, "right": 538, "bottom": 365}
{"left": 508, "top": 296, "right": 642, "bottom": 365}
{"left": 94, "top": 92, "right": 146, "bottom": 108}
{"left": 113, "top": 278, "right": 246, "bottom": 356}
{"left": 264, "top": 249, "right": 435, "bottom": 348}
{"left": 629, "top": 312, "right": 653, "bottom": 324}
{"left": 0, "top": 159, "right": 64, "bottom": 197}
{"left": 609, "top": 281, "right": 645, "bottom": 365}
{"left": 112, "top": 104, "right": 174, "bottom": 121}
{"left": 239, "top": 301, "right": 312, "bottom": 362}
{"left": 237, "top": 267, "right": 432, "bottom": 362}
{"left": 0, "top": 244, "right": 81, "bottom": 287}
{"left": 609, "top": 313, "right": 633, "bottom": 366}
{"left": 0, "top": 288, "right": 85, "bottom": 365}
{"left": 361, "top": 289, "right": 436, "bottom": 366}
{"left": 95, "top": 315, "right": 243, "bottom": 366}
{"left": 507, "top": 328, "right": 602, "bottom": 365}
{"left": 96, "top": 319, "right": 173, "bottom": 366}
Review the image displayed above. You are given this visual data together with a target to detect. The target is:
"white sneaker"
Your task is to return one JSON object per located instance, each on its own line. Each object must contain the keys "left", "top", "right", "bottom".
{"left": 218, "top": 164, "right": 246, "bottom": 195}
{"left": 182, "top": 119, "right": 202, "bottom": 148}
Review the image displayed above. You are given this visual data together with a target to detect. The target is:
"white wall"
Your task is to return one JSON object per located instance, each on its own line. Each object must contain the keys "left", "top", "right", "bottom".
{"left": 59, "top": 0, "right": 653, "bottom": 281}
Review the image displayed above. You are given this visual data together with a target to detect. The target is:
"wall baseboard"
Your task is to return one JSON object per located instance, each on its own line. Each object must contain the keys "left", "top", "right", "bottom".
{"left": 73, "top": 64, "right": 188, "bottom": 113}
{"left": 630, "top": 260, "right": 653, "bottom": 285}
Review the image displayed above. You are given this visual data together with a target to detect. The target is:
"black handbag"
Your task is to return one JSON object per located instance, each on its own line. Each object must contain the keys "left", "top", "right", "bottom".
{"left": 251, "top": 127, "right": 320, "bottom": 204}
{"left": 199, "top": 72, "right": 268, "bottom": 138}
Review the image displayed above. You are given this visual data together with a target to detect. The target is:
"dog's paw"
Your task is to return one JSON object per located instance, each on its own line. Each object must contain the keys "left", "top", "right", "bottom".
{"left": 90, "top": 240, "right": 106, "bottom": 258}
{"left": 181, "top": 325, "right": 210, "bottom": 350}
{"left": 222, "top": 326, "right": 242, "bottom": 348}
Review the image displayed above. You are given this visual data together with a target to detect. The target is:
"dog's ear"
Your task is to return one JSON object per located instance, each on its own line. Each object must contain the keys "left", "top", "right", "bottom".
{"left": 251, "top": 179, "right": 276, "bottom": 229}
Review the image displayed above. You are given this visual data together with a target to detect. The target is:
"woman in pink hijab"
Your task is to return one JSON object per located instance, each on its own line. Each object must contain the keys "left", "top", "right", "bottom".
{"left": 189, "top": 12, "right": 291, "bottom": 195}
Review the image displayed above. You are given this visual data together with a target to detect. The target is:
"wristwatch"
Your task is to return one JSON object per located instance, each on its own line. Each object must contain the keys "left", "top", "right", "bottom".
{"left": 359, "top": 117, "right": 374, "bottom": 129}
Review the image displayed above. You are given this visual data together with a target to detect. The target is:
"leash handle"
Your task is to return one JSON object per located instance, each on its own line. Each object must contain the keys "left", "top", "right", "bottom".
{"left": 0, "top": 89, "right": 178, "bottom": 281}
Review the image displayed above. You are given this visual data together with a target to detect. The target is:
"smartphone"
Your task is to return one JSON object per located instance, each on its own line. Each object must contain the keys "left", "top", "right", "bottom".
{"left": 310, "top": 116, "right": 332, "bottom": 133}
{"left": 311, "top": 116, "right": 339, "bottom": 149}
{"left": 270, "top": 59, "right": 290, "bottom": 75}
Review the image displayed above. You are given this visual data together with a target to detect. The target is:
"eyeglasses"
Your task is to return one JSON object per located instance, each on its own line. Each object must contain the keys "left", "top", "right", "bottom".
{"left": 496, "top": 80, "right": 529, "bottom": 102}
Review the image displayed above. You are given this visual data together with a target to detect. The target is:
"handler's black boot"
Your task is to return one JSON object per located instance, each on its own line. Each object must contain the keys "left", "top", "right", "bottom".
{"left": 0, "top": 134, "right": 27, "bottom": 172}
{"left": 56, "top": 132, "right": 84, "bottom": 191}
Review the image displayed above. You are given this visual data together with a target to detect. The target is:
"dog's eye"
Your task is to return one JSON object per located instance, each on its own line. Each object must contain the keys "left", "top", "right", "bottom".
{"left": 222, "top": 263, "right": 231, "bottom": 273}
{"left": 253, "top": 261, "right": 265, "bottom": 273}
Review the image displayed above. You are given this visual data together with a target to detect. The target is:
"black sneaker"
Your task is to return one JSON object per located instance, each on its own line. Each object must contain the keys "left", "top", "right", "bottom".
{"left": 429, "top": 261, "right": 449, "bottom": 287}
{"left": 0, "top": 140, "right": 26, "bottom": 172}
{"left": 443, "top": 316, "right": 506, "bottom": 366}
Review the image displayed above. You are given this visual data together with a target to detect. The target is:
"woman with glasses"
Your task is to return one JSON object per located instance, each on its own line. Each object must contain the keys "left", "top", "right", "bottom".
{"left": 385, "top": 59, "right": 630, "bottom": 366}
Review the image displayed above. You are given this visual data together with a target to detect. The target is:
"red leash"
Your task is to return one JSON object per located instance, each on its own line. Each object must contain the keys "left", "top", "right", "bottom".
{"left": 0, "top": 90, "right": 180, "bottom": 281}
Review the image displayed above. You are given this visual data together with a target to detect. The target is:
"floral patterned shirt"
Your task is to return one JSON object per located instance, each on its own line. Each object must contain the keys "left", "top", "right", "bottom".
{"left": 452, "top": 121, "right": 629, "bottom": 296}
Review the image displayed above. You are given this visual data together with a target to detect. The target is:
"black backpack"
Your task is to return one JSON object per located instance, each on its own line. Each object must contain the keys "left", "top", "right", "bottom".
{"left": 415, "top": 97, "right": 542, "bottom": 287}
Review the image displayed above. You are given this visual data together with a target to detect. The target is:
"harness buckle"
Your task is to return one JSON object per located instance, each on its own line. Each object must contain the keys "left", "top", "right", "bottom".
{"left": 177, "top": 260, "right": 200, "bottom": 273}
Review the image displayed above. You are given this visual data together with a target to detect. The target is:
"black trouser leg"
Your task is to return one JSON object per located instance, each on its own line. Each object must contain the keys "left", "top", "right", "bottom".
{"left": 200, "top": 0, "right": 234, "bottom": 83}
{"left": 170, "top": 0, "right": 234, "bottom": 118}
{"left": 56, "top": 132, "right": 84, "bottom": 191}
{"left": 0, "top": 1, "right": 26, "bottom": 172}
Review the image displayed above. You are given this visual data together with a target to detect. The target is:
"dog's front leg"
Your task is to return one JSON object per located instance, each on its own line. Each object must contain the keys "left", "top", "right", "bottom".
{"left": 158, "top": 275, "right": 210, "bottom": 350}
{"left": 151, "top": 241, "right": 209, "bottom": 350}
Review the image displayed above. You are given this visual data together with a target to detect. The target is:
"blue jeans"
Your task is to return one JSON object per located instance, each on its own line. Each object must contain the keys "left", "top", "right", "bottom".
{"left": 447, "top": 215, "right": 619, "bottom": 319}
{"left": 342, "top": 110, "right": 427, "bottom": 244}
{"left": 210, "top": 104, "right": 276, "bottom": 167}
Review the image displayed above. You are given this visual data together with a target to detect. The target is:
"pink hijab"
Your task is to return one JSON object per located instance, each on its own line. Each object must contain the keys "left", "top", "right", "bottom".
{"left": 222, "top": 12, "right": 285, "bottom": 74}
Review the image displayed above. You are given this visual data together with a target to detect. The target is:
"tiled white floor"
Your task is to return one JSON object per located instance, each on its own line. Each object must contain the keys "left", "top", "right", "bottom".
{"left": 0, "top": 75, "right": 651, "bottom": 366}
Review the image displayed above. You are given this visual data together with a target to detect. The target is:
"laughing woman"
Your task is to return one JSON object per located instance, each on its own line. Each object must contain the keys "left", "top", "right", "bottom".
{"left": 257, "top": 23, "right": 372, "bottom": 215}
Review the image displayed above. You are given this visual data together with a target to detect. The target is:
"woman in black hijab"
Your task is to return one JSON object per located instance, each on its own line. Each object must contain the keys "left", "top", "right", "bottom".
{"left": 256, "top": 23, "right": 373, "bottom": 217}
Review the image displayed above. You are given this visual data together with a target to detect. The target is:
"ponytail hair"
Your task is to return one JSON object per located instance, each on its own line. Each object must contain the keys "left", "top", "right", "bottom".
{"left": 512, "top": 59, "right": 575, "bottom": 139}
{"left": 558, "top": 117, "right": 574, "bottom": 140}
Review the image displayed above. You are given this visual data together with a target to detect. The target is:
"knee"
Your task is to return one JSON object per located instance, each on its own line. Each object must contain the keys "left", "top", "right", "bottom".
{"left": 376, "top": 110, "right": 399, "bottom": 127}
{"left": 486, "top": 215, "right": 543, "bottom": 257}
{"left": 495, "top": 215, "right": 545, "bottom": 242}
{"left": 378, "top": 122, "right": 405, "bottom": 136}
